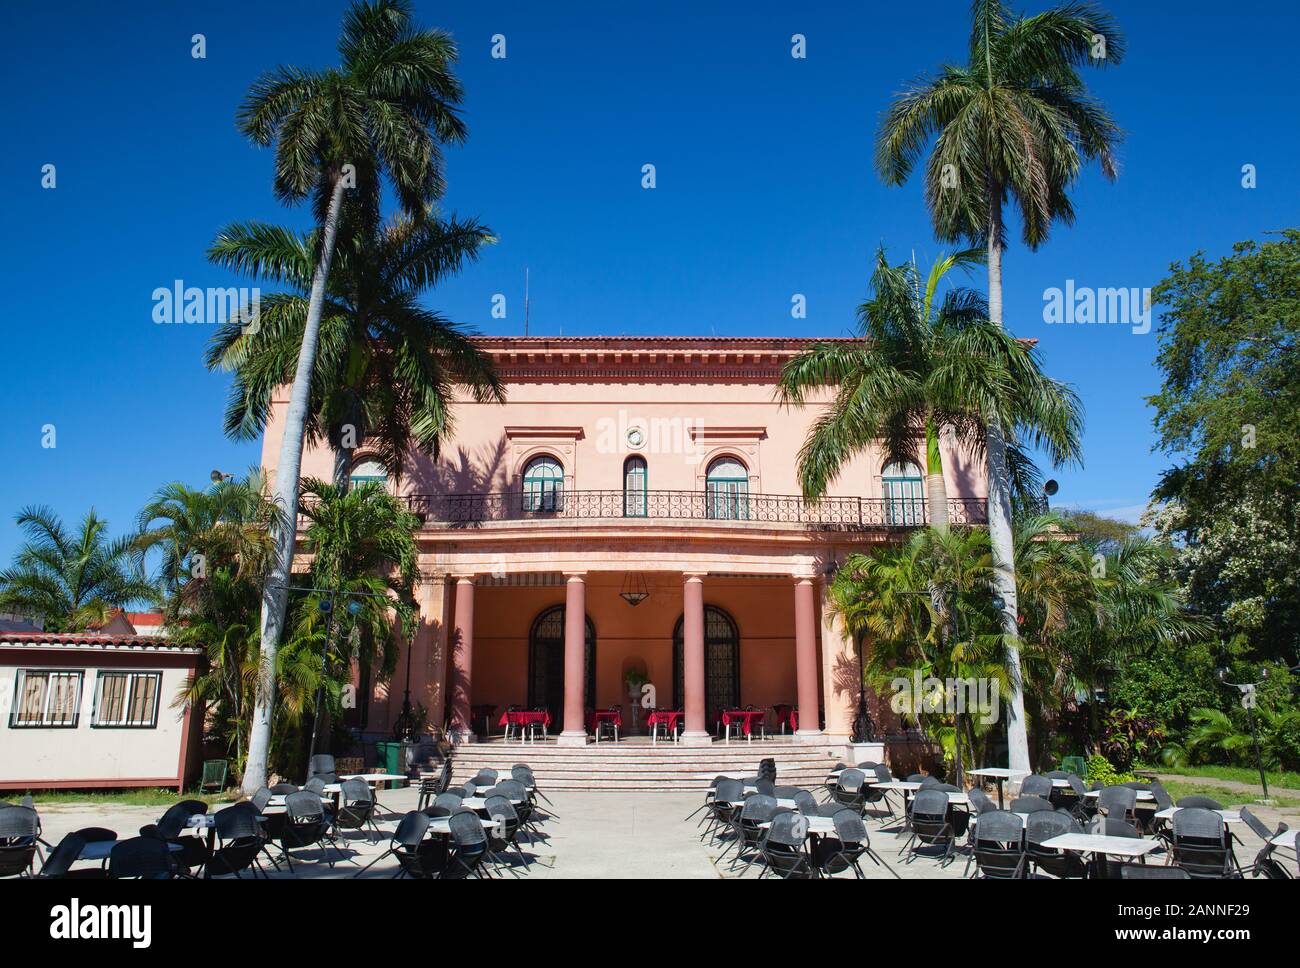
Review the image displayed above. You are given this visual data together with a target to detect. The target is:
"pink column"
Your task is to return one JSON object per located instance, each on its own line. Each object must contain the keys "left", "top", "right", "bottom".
{"left": 449, "top": 576, "right": 476, "bottom": 741}
{"left": 794, "top": 577, "right": 822, "bottom": 736}
{"left": 681, "top": 573, "right": 710, "bottom": 745}
{"left": 557, "top": 573, "right": 589, "bottom": 746}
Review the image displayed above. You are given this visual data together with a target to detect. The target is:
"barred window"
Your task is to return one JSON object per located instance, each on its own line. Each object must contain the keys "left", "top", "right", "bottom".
{"left": 93, "top": 672, "right": 162, "bottom": 728}
{"left": 10, "top": 670, "right": 83, "bottom": 727}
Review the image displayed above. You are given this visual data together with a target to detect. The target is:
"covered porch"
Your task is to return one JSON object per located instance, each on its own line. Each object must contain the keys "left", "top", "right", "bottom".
{"left": 440, "top": 569, "right": 845, "bottom": 746}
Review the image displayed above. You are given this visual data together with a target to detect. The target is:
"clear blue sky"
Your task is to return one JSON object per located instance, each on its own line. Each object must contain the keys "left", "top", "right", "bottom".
{"left": 2, "top": 0, "right": 1297, "bottom": 565}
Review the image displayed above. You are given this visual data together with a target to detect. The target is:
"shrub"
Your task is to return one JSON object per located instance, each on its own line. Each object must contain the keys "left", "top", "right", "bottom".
{"left": 1087, "top": 753, "right": 1137, "bottom": 786}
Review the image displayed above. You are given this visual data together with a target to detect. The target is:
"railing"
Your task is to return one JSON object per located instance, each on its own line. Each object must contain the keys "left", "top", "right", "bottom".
{"left": 400, "top": 489, "right": 988, "bottom": 529}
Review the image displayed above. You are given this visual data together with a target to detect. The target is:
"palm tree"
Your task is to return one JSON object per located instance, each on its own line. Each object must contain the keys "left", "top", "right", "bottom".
{"left": 831, "top": 526, "right": 1011, "bottom": 774}
{"left": 0, "top": 506, "right": 155, "bottom": 632}
{"left": 292, "top": 479, "right": 420, "bottom": 762}
{"left": 875, "top": 0, "right": 1124, "bottom": 770}
{"left": 234, "top": 0, "right": 469, "bottom": 792}
{"left": 206, "top": 210, "right": 504, "bottom": 491}
{"left": 779, "top": 247, "right": 1082, "bottom": 526}
{"left": 135, "top": 474, "right": 277, "bottom": 778}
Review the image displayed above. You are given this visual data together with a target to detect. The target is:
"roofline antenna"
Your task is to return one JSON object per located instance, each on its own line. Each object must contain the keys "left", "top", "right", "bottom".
{"left": 524, "top": 266, "right": 530, "bottom": 337}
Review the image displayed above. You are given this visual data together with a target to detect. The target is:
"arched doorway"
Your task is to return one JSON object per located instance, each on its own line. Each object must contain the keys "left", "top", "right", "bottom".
{"left": 672, "top": 605, "right": 739, "bottom": 716}
{"left": 528, "top": 606, "right": 595, "bottom": 721}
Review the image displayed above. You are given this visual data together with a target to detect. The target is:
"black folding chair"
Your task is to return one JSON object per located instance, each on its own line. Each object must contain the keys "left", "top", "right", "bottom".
{"left": 759, "top": 811, "right": 816, "bottom": 879}
{"left": 969, "top": 810, "right": 1027, "bottom": 879}
{"left": 333, "top": 778, "right": 382, "bottom": 844}
{"left": 1239, "top": 806, "right": 1292, "bottom": 879}
{"left": 206, "top": 803, "right": 271, "bottom": 879}
{"left": 0, "top": 805, "right": 40, "bottom": 878}
{"left": 1170, "top": 807, "right": 1240, "bottom": 879}
{"left": 356, "top": 811, "right": 438, "bottom": 878}
{"left": 1026, "top": 810, "right": 1086, "bottom": 879}
{"left": 812, "top": 808, "right": 898, "bottom": 878}
{"left": 902, "top": 789, "right": 963, "bottom": 866}
{"left": 442, "top": 810, "right": 491, "bottom": 879}
{"left": 109, "top": 837, "right": 175, "bottom": 879}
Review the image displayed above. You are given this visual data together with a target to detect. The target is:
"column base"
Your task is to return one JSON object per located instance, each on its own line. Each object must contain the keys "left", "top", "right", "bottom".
{"left": 794, "top": 729, "right": 824, "bottom": 742}
{"left": 844, "top": 739, "right": 884, "bottom": 764}
{"left": 556, "top": 730, "right": 589, "bottom": 747}
{"left": 679, "top": 730, "right": 712, "bottom": 747}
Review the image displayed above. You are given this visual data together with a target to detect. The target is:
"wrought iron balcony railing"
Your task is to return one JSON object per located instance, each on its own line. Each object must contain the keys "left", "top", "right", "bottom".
{"left": 400, "top": 489, "right": 988, "bottom": 530}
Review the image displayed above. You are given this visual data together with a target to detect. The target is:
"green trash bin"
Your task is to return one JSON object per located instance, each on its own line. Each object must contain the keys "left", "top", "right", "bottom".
{"left": 374, "top": 742, "right": 402, "bottom": 789}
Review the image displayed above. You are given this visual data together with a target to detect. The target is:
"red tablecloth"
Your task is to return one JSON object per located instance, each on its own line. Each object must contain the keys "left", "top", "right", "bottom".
{"left": 646, "top": 710, "right": 683, "bottom": 730}
{"left": 773, "top": 704, "right": 795, "bottom": 730}
{"left": 588, "top": 710, "right": 622, "bottom": 731}
{"left": 498, "top": 710, "right": 551, "bottom": 728}
{"left": 721, "top": 709, "right": 765, "bottom": 736}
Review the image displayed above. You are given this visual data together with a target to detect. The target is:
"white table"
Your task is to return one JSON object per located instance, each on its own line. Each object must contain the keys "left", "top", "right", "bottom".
{"left": 1084, "top": 788, "right": 1156, "bottom": 802}
{"left": 968, "top": 768, "right": 1029, "bottom": 808}
{"left": 1041, "top": 833, "right": 1163, "bottom": 858}
{"left": 426, "top": 815, "right": 502, "bottom": 836}
{"left": 758, "top": 815, "right": 838, "bottom": 837}
{"left": 459, "top": 795, "right": 525, "bottom": 810}
{"left": 1154, "top": 807, "right": 1241, "bottom": 823}
{"left": 1269, "top": 830, "right": 1298, "bottom": 848}
{"left": 77, "top": 840, "right": 183, "bottom": 862}
{"left": 339, "top": 773, "right": 408, "bottom": 785}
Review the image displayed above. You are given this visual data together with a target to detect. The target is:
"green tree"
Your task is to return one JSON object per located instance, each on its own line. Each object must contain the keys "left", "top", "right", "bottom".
{"left": 779, "top": 247, "right": 1079, "bottom": 531}
{"left": 0, "top": 506, "right": 155, "bottom": 632}
{"left": 875, "top": 0, "right": 1125, "bottom": 770}
{"left": 235, "top": 0, "right": 469, "bottom": 793}
{"left": 207, "top": 211, "right": 503, "bottom": 491}
{"left": 135, "top": 475, "right": 277, "bottom": 776}
{"left": 291, "top": 480, "right": 419, "bottom": 762}
{"left": 1147, "top": 231, "right": 1300, "bottom": 659}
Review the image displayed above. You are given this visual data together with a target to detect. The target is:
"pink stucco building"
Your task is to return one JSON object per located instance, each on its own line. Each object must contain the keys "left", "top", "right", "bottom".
{"left": 262, "top": 336, "right": 987, "bottom": 751}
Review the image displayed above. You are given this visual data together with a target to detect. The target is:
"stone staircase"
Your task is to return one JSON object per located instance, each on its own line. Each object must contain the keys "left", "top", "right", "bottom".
{"left": 442, "top": 738, "right": 844, "bottom": 792}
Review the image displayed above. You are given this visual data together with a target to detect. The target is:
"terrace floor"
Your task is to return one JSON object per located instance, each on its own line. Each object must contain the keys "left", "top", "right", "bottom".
{"left": 28, "top": 787, "right": 1298, "bottom": 880}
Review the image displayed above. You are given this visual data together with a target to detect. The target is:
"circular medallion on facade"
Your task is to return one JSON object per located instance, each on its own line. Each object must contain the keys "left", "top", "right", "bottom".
{"left": 627, "top": 426, "right": 646, "bottom": 450}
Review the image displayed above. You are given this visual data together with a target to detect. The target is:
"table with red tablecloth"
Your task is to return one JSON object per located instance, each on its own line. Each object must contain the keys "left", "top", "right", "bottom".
{"left": 773, "top": 704, "right": 796, "bottom": 732}
{"left": 721, "top": 709, "right": 766, "bottom": 736}
{"left": 498, "top": 710, "right": 551, "bottom": 729}
{"left": 588, "top": 709, "right": 622, "bottom": 733}
{"left": 646, "top": 710, "right": 683, "bottom": 732}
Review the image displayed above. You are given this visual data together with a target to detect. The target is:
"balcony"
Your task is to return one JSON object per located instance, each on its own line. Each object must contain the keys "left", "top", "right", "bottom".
{"left": 400, "top": 489, "right": 988, "bottom": 530}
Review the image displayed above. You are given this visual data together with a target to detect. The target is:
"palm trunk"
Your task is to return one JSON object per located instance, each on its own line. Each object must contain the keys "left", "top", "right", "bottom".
{"left": 241, "top": 174, "right": 348, "bottom": 795}
{"left": 985, "top": 186, "right": 1031, "bottom": 774}
{"left": 924, "top": 417, "right": 949, "bottom": 531}
{"left": 332, "top": 447, "right": 353, "bottom": 491}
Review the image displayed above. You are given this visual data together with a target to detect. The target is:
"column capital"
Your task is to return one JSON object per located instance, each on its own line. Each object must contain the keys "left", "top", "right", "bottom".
{"left": 792, "top": 573, "right": 817, "bottom": 585}
{"left": 563, "top": 571, "right": 588, "bottom": 581}
{"left": 682, "top": 571, "right": 708, "bottom": 582}
{"left": 451, "top": 573, "right": 477, "bottom": 584}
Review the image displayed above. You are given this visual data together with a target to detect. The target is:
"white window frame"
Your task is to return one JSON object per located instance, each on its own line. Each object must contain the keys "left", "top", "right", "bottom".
{"left": 9, "top": 669, "right": 84, "bottom": 728}
{"left": 92, "top": 671, "right": 163, "bottom": 728}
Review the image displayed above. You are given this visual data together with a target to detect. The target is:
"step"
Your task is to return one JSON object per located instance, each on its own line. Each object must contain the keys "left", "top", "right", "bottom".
{"left": 434, "top": 739, "right": 846, "bottom": 791}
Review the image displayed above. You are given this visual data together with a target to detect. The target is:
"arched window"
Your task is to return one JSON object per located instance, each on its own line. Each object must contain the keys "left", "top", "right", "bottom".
{"left": 882, "top": 461, "right": 925, "bottom": 526}
{"left": 528, "top": 606, "right": 595, "bottom": 719}
{"left": 349, "top": 459, "right": 387, "bottom": 488}
{"left": 672, "top": 605, "right": 740, "bottom": 714}
{"left": 623, "top": 456, "right": 647, "bottom": 517}
{"left": 705, "top": 456, "right": 749, "bottom": 520}
{"left": 522, "top": 455, "right": 564, "bottom": 512}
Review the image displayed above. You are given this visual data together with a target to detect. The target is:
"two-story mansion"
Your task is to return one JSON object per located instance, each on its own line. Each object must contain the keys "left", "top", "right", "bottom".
{"left": 261, "top": 337, "right": 987, "bottom": 752}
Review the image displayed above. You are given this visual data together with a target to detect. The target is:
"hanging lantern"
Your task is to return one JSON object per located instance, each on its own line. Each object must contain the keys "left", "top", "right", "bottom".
{"left": 620, "top": 572, "right": 649, "bottom": 606}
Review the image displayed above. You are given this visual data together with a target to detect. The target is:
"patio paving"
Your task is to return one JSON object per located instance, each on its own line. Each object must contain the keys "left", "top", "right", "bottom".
{"left": 27, "top": 787, "right": 1293, "bottom": 880}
